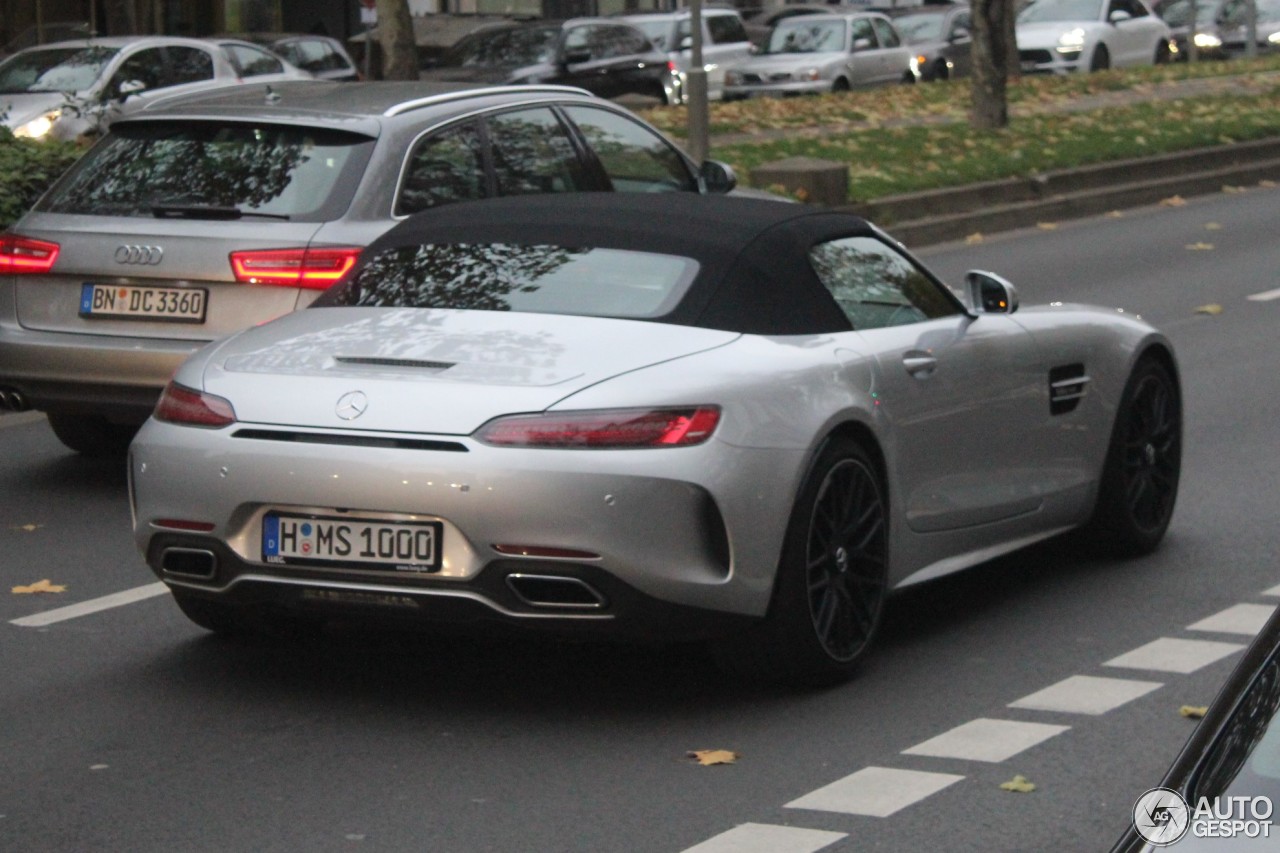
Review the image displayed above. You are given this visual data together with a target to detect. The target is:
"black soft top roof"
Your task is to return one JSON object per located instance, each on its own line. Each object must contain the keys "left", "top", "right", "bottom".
{"left": 354, "top": 193, "right": 883, "bottom": 335}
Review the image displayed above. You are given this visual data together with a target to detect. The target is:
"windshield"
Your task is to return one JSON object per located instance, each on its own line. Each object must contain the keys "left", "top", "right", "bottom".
{"left": 39, "top": 121, "right": 373, "bottom": 221}
{"left": 893, "top": 14, "right": 946, "bottom": 42}
{"left": 1157, "top": 0, "right": 1225, "bottom": 26}
{"left": 320, "top": 243, "right": 699, "bottom": 319}
{"left": 1222, "top": 0, "right": 1280, "bottom": 23}
{"left": 442, "top": 27, "right": 560, "bottom": 67}
{"left": 1018, "top": 0, "right": 1105, "bottom": 23}
{"left": 0, "top": 46, "right": 118, "bottom": 94}
{"left": 766, "top": 18, "right": 847, "bottom": 54}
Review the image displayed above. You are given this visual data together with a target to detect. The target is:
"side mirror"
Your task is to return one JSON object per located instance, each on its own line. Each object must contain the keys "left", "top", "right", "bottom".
{"left": 116, "top": 79, "right": 147, "bottom": 100}
{"left": 852, "top": 37, "right": 873, "bottom": 51}
{"left": 561, "top": 48, "right": 592, "bottom": 66}
{"left": 1108, "top": 9, "right": 1133, "bottom": 23}
{"left": 679, "top": 35, "right": 693, "bottom": 50}
{"left": 699, "top": 159, "right": 738, "bottom": 195}
{"left": 965, "top": 270, "right": 1019, "bottom": 314}
{"left": 949, "top": 27, "right": 971, "bottom": 43}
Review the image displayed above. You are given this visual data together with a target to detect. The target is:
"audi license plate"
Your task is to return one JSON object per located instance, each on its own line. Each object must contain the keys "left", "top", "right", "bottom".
{"left": 262, "top": 513, "right": 443, "bottom": 573}
{"left": 79, "top": 283, "right": 207, "bottom": 323}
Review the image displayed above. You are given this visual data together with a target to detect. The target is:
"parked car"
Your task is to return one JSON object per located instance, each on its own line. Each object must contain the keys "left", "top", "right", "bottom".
{"left": 220, "top": 32, "right": 360, "bottom": 81}
{"left": 1110, "top": 604, "right": 1280, "bottom": 851}
{"left": 1151, "top": 0, "right": 1229, "bottom": 60}
{"left": 129, "top": 191, "right": 1182, "bottom": 684}
{"left": 1016, "top": 0, "right": 1175, "bottom": 72}
{"left": 1217, "top": 0, "right": 1280, "bottom": 56}
{"left": 0, "top": 81, "right": 739, "bottom": 456}
{"left": 724, "top": 12, "right": 915, "bottom": 97}
{"left": 891, "top": 2, "right": 973, "bottom": 80}
{"left": 621, "top": 8, "right": 753, "bottom": 102}
{"left": 420, "top": 19, "right": 677, "bottom": 104}
{"left": 0, "top": 35, "right": 310, "bottom": 141}
{"left": 743, "top": 4, "right": 837, "bottom": 47}
{"left": 206, "top": 38, "right": 315, "bottom": 81}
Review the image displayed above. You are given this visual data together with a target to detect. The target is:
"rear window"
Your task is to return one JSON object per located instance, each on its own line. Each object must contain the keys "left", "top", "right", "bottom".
{"left": 318, "top": 243, "right": 699, "bottom": 319}
{"left": 38, "top": 121, "right": 373, "bottom": 222}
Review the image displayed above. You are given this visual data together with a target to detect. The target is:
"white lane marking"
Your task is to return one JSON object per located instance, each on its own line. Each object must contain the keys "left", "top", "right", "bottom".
{"left": 0, "top": 412, "right": 46, "bottom": 429}
{"left": 1008, "top": 675, "right": 1162, "bottom": 715}
{"left": 680, "top": 824, "right": 847, "bottom": 853}
{"left": 1263, "top": 584, "right": 1280, "bottom": 597}
{"left": 1188, "top": 603, "right": 1277, "bottom": 636}
{"left": 10, "top": 583, "right": 170, "bottom": 627}
{"left": 785, "top": 766, "right": 964, "bottom": 818}
{"left": 1247, "top": 288, "right": 1280, "bottom": 302}
{"left": 901, "top": 718, "right": 1069, "bottom": 763}
{"left": 1104, "top": 637, "right": 1245, "bottom": 674}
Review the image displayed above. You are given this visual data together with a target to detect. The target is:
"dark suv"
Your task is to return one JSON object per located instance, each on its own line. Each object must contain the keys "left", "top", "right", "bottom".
{"left": 0, "top": 81, "right": 736, "bottom": 455}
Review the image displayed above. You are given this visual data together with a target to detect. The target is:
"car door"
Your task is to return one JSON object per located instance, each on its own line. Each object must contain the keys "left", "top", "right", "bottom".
{"left": 810, "top": 235, "right": 1050, "bottom": 533}
{"left": 106, "top": 44, "right": 221, "bottom": 122}
{"left": 870, "top": 16, "right": 911, "bottom": 84}
{"left": 845, "top": 17, "right": 882, "bottom": 85}
{"left": 1109, "top": 0, "right": 1162, "bottom": 63}
{"left": 704, "top": 13, "right": 753, "bottom": 98}
{"left": 945, "top": 10, "right": 974, "bottom": 77}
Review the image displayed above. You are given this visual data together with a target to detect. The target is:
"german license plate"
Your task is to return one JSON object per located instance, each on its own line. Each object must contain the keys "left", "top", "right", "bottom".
{"left": 79, "top": 283, "right": 207, "bottom": 323}
{"left": 262, "top": 513, "right": 442, "bottom": 573}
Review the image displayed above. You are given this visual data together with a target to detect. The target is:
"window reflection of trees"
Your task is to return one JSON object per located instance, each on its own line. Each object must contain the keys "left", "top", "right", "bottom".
{"left": 488, "top": 110, "right": 587, "bottom": 197}
{"left": 810, "top": 237, "right": 958, "bottom": 329}
{"left": 444, "top": 27, "right": 560, "bottom": 67}
{"left": 335, "top": 243, "right": 582, "bottom": 312}
{"left": 398, "top": 121, "right": 485, "bottom": 215}
{"left": 564, "top": 106, "right": 691, "bottom": 192}
{"left": 44, "top": 126, "right": 327, "bottom": 216}
{"left": 0, "top": 47, "right": 118, "bottom": 94}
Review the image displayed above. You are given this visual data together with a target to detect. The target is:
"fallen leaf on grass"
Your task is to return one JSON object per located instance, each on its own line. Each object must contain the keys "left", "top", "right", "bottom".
{"left": 1185, "top": 242, "right": 1215, "bottom": 251}
{"left": 688, "top": 749, "right": 738, "bottom": 766}
{"left": 1161, "top": 195, "right": 1187, "bottom": 207}
{"left": 1000, "top": 775, "right": 1037, "bottom": 793}
{"left": 1180, "top": 705, "right": 1209, "bottom": 719}
{"left": 964, "top": 233, "right": 984, "bottom": 245}
{"left": 10, "top": 523, "right": 42, "bottom": 532}
{"left": 1194, "top": 304, "right": 1223, "bottom": 315}
{"left": 12, "top": 579, "right": 67, "bottom": 594}
{"left": 1037, "top": 222, "right": 1058, "bottom": 230}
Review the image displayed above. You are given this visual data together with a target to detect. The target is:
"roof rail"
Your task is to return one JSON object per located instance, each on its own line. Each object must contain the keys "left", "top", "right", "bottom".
{"left": 383, "top": 85, "right": 593, "bottom": 117}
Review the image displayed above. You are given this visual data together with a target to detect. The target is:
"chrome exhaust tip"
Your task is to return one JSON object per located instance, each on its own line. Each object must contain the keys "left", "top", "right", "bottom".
{"left": 161, "top": 548, "right": 217, "bottom": 580}
{"left": 506, "top": 574, "right": 606, "bottom": 609}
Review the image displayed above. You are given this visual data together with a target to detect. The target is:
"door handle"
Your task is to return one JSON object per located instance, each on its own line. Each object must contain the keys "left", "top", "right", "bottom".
{"left": 903, "top": 352, "right": 937, "bottom": 378}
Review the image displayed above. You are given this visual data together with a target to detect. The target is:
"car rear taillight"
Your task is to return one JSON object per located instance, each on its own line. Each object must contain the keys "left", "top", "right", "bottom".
{"left": 0, "top": 233, "right": 60, "bottom": 274}
{"left": 229, "top": 247, "right": 361, "bottom": 289}
{"left": 154, "top": 381, "right": 237, "bottom": 428}
{"left": 475, "top": 406, "right": 720, "bottom": 449}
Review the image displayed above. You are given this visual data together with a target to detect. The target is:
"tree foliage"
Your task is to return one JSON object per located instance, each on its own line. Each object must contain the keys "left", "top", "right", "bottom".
{"left": 0, "top": 132, "right": 82, "bottom": 228}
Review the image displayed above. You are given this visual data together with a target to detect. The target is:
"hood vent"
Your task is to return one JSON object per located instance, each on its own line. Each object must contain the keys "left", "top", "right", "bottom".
{"left": 335, "top": 356, "right": 455, "bottom": 370}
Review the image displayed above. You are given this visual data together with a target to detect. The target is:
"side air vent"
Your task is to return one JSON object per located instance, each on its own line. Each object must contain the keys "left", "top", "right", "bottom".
{"left": 335, "top": 356, "right": 455, "bottom": 370}
{"left": 1049, "top": 363, "right": 1089, "bottom": 415}
{"left": 233, "top": 429, "right": 468, "bottom": 452}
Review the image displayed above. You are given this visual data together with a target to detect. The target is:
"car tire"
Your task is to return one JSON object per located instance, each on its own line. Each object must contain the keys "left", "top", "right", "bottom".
{"left": 713, "top": 437, "right": 888, "bottom": 685}
{"left": 1083, "top": 356, "right": 1182, "bottom": 557}
{"left": 933, "top": 60, "right": 949, "bottom": 81}
{"left": 831, "top": 77, "right": 850, "bottom": 93}
{"left": 47, "top": 412, "right": 139, "bottom": 457}
{"left": 1154, "top": 40, "right": 1172, "bottom": 64}
{"left": 1090, "top": 44, "right": 1110, "bottom": 71}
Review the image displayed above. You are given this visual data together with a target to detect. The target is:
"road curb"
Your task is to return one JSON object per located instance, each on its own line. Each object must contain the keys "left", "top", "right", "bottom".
{"left": 836, "top": 137, "right": 1280, "bottom": 247}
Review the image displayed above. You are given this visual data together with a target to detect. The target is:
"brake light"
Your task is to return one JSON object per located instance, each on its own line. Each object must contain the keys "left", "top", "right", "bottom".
{"left": 0, "top": 233, "right": 60, "bottom": 274}
{"left": 154, "top": 381, "right": 236, "bottom": 428}
{"left": 229, "top": 247, "right": 361, "bottom": 289}
{"left": 475, "top": 406, "right": 720, "bottom": 449}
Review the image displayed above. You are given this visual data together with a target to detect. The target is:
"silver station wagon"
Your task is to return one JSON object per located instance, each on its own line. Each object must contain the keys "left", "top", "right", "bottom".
{"left": 0, "top": 81, "right": 737, "bottom": 455}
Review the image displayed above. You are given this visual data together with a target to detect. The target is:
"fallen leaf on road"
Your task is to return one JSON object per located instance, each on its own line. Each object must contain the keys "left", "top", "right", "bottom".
{"left": 1037, "top": 222, "right": 1058, "bottom": 230}
{"left": 1222, "top": 185, "right": 1245, "bottom": 194}
{"left": 1000, "top": 775, "right": 1037, "bottom": 793}
{"left": 688, "top": 749, "right": 738, "bottom": 766}
{"left": 1106, "top": 211, "right": 1124, "bottom": 219}
{"left": 1194, "top": 304, "right": 1223, "bottom": 315}
{"left": 1161, "top": 195, "right": 1187, "bottom": 207}
{"left": 964, "top": 233, "right": 984, "bottom": 245}
{"left": 1185, "top": 243, "right": 1215, "bottom": 251}
{"left": 89, "top": 764, "right": 109, "bottom": 771}
{"left": 10, "top": 523, "right": 42, "bottom": 532}
{"left": 1261, "top": 180, "right": 1277, "bottom": 188}
{"left": 1204, "top": 223, "right": 1222, "bottom": 231}
{"left": 1180, "top": 705, "right": 1209, "bottom": 719}
{"left": 12, "top": 579, "right": 67, "bottom": 594}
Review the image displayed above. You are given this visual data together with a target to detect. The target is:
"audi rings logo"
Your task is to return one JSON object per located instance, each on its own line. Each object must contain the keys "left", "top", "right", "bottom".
{"left": 114, "top": 244, "right": 164, "bottom": 265}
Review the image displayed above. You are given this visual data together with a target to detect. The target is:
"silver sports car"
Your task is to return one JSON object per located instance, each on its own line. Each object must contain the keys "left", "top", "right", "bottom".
{"left": 130, "top": 194, "right": 1182, "bottom": 684}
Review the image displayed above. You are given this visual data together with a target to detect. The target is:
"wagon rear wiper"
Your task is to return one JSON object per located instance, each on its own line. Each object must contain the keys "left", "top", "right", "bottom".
{"left": 150, "top": 203, "right": 291, "bottom": 221}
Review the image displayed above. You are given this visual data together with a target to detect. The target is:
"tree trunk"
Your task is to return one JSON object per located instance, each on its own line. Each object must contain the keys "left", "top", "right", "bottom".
{"left": 102, "top": 0, "right": 137, "bottom": 35}
{"left": 969, "top": 0, "right": 1012, "bottom": 130}
{"left": 377, "top": 0, "right": 418, "bottom": 81}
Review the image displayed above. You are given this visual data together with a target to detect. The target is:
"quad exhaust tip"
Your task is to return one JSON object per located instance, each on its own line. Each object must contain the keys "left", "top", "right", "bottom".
{"left": 0, "top": 387, "right": 29, "bottom": 412}
{"left": 506, "top": 573, "right": 606, "bottom": 609}
{"left": 161, "top": 548, "right": 217, "bottom": 580}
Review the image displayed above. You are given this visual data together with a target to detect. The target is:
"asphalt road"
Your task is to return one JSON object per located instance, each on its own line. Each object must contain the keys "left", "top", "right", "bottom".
{"left": 3, "top": 185, "right": 1279, "bottom": 852}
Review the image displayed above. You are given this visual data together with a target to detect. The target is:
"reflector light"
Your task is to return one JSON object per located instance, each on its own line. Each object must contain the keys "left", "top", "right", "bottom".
{"left": 154, "top": 381, "right": 237, "bottom": 428}
{"left": 493, "top": 544, "right": 601, "bottom": 559}
{"left": 475, "top": 406, "right": 720, "bottom": 449}
{"left": 0, "top": 233, "right": 60, "bottom": 273}
{"left": 229, "top": 247, "right": 361, "bottom": 289}
{"left": 154, "top": 519, "right": 217, "bottom": 532}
